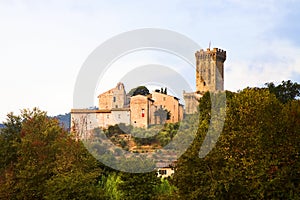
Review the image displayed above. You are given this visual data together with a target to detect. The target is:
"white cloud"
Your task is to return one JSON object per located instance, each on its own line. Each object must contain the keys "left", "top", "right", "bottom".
{"left": 0, "top": 0, "right": 300, "bottom": 121}
{"left": 225, "top": 39, "right": 300, "bottom": 91}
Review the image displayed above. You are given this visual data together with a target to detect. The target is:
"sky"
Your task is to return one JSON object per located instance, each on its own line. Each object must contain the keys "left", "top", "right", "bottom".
{"left": 1, "top": 0, "right": 300, "bottom": 122}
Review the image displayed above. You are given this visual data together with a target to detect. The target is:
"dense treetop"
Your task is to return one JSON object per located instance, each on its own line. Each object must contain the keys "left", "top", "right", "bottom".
{"left": 128, "top": 86, "right": 150, "bottom": 97}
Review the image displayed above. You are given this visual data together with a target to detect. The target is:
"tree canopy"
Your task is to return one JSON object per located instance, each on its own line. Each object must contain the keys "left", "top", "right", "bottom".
{"left": 128, "top": 86, "right": 150, "bottom": 97}
{"left": 173, "top": 88, "right": 300, "bottom": 199}
{"left": 0, "top": 108, "right": 104, "bottom": 199}
{"left": 265, "top": 80, "right": 300, "bottom": 103}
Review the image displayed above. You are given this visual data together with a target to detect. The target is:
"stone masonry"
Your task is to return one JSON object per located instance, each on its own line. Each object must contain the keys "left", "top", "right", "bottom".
{"left": 184, "top": 47, "right": 226, "bottom": 114}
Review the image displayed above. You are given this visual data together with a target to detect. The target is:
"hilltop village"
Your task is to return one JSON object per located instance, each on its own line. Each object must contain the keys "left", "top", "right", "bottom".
{"left": 71, "top": 47, "right": 226, "bottom": 139}
{"left": 71, "top": 83, "right": 184, "bottom": 137}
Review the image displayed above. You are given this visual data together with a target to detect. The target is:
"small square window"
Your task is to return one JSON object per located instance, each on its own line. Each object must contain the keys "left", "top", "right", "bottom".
{"left": 159, "top": 170, "right": 167, "bottom": 175}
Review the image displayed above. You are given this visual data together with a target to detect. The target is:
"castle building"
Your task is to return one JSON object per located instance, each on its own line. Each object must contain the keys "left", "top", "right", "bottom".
{"left": 184, "top": 47, "right": 226, "bottom": 114}
{"left": 71, "top": 83, "right": 184, "bottom": 138}
{"left": 71, "top": 47, "right": 226, "bottom": 138}
{"left": 195, "top": 48, "right": 226, "bottom": 93}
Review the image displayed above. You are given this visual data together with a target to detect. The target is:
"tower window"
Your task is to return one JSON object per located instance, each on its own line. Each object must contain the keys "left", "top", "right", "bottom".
{"left": 113, "top": 97, "right": 116, "bottom": 102}
{"left": 142, "top": 109, "right": 145, "bottom": 117}
{"left": 203, "top": 82, "right": 206, "bottom": 86}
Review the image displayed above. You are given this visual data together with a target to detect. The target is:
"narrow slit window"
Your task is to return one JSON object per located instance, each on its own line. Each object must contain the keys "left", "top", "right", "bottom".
{"left": 142, "top": 109, "right": 145, "bottom": 117}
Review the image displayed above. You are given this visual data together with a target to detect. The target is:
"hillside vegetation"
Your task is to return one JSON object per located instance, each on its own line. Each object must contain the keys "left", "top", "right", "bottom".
{"left": 0, "top": 81, "right": 299, "bottom": 199}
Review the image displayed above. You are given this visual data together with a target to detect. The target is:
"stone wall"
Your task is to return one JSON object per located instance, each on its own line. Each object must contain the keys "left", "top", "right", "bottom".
{"left": 111, "top": 108, "right": 131, "bottom": 125}
{"left": 71, "top": 108, "right": 130, "bottom": 140}
{"left": 130, "top": 95, "right": 150, "bottom": 128}
{"left": 195, "top": 48, "right": 226, "bottom": 94}
{"left": 151, "top": 91, "right": 183, "bottom": 123}
{"left": 98, "top": 82, "right": 127, "bottom": 110}
{"left": 183, "top": 92, "right": 202, "bottom": 114}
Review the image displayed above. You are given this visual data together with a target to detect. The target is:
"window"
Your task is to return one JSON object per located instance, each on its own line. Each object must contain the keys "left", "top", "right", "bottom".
{"left": 107, "top": 115, "right": 109, "bottom": 119}
{"left": 115, "top": 105, "right": 118, "bottom": 108}
{"left": 158, "top": 170, "right": 167, "bottom": 175}
{"left": 163, "top": 97, "right": 166, "bottom": 101}
{"left": 113, "top": 96, "right": 116, "bottom": 102}
{"left": 142, "top": 109, "right": 145, "bottom": 117}
{"left": 118, "top": 114, "right": 121, "bottom": 119}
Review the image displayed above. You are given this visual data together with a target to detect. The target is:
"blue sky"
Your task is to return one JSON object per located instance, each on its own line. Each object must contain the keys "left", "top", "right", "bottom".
{"left": 1, "top": 0, "right": 300, "bottom": 121}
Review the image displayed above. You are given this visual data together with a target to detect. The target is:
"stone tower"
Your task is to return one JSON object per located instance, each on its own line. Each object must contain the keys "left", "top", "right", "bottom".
{"left": 195, "top": 48, "right": 226, "bottom": 94}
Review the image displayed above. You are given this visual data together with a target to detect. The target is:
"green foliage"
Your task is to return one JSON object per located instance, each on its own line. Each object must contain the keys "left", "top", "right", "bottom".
{"left": 0, "top": 113, "right": 22, "bottom": 172}
{"left": 105, "top": 123, "right": 133, "bottom": 137}
{"left": 0, "top": 113, "right": 22, "bottom": 199}
{"left": 128, "top": 85, "right": 150, "bottom": 97}
{"left": 132, "top": 127, "right": 157, "bottom": 146}
{"left": 174, "top": 88, "right": 300, "bottom": 199}
{"left": 131, "top": 123, "right": 180, "bottom": 147}
{"left": 118, "top": 171, "right": 160, "bottom": 200}
{"left": 0, "top": 108, "right": 104, "bottom": 199}
{"left": 154, "top": 178, "right": 178, "bottom": 199}
{"left": 101, "top": 172, "right": 123, "bottom": 200}
{"left": 265, "top": 80, "right": 300, "bottom": 103}
{"left": 104, "top": 123, "right": 180, "bottom": 148}
{"left": 44, "top": 141, "right": 103, "bottom": 200}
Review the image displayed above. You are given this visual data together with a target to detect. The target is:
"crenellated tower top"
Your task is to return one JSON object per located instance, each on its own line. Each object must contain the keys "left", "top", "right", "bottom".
{"left": 195, "top": 48, "right": 226, "bottom": 63}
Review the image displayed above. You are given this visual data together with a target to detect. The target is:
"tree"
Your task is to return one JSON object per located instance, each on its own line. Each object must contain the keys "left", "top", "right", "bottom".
{"left": 118, "top": 171, "right": 160, "bottom": 200}
{"left": 0, "top": 108, "right": 104, "bottom": 199}
{"left": 265, "top": 80, "right": 300, "bottom": 103}
{"left": 0, "top": 113, "right": 22, "bottom": 199}
{"left": 154, "top": 178, "right": 178, "bottom": 199}
{"left": 128, "top": 86, "right": 150, "bottom": 97}
{"left": 0, "top": 113, "right": 22, "bottom": 171}
{"left": 174, "top": 88, "right": 300, "bottom": 199}
{"left": 101, "top": 172, "right": 123, "bottom": 200}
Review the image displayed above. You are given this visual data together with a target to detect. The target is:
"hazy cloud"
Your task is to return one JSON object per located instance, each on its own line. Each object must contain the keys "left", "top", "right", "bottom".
{"left": 0, "top": 0, "right": 299, "bottom": 121}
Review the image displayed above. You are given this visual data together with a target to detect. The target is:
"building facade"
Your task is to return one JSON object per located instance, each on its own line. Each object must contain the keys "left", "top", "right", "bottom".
{"left": 98, "top": 82, "right": 128, "bottom": 110}
{"left": 71, "top": 83, "right": 184, "bottom": 137}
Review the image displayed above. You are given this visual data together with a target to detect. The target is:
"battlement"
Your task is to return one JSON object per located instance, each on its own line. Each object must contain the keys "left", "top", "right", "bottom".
{"left": 195, "top": 47, "right": 226, "bottom": 61}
